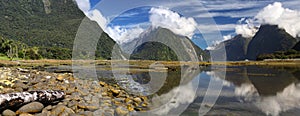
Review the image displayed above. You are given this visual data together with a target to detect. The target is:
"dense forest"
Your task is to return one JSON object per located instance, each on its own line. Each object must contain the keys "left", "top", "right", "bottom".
{"left": 0, "top": 0, "right": 119, "bottom": 60}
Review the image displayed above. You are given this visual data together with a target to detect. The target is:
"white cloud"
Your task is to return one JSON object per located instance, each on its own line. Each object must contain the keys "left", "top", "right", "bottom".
{"left": 149, "top": 7, "right": 198, "bottom": 38}
{"left": 223, "top": 34, "right": 232, "bottom": 41}
{"left": 235, "top": 2, "right": 300, "bottom": 38}
{"left": 106, "top": 25, "right": 145, "bottom": 44}
{"left": 87, "top": 9, "right": 108, "bottom": 30}
{"left": 74, "top": 0, "right": 90, "bottom": 13}
{"left": 235, "top": 18, "right": 258, "bottom": 38}
{"left": 234, "top": 82, "right": 300, "bottom": 116}
{"left": 254, "top": 83, "right": 300, "bottom": 116}
{"left": 85, "top": 9, "right": 146, "bottom": 44}
{"left": 255, "top": 2, "right": 300, "bottom": 38}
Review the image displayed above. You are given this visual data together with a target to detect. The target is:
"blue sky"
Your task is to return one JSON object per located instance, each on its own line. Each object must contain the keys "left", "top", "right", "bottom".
{"left": 76, "top": 0, "right": 300, "bottom": 49}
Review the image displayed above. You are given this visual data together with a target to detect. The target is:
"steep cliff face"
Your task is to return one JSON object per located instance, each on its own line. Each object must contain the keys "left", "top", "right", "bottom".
{"left": 0, "top": 0, "right": 120, "bottom": 60}
{"left": 293, "top": 42, "right": 300, "bottom": 51}
{"left": 209, "top": 35, "right": 251, "bottom": 61}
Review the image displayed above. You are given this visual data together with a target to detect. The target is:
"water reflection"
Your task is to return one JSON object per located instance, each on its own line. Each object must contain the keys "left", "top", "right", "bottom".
{"left": 203, "top": 66, "right": 300, "bottom": 116}
{"left": 42, "top": 64, "right": 300, "bottom": 115}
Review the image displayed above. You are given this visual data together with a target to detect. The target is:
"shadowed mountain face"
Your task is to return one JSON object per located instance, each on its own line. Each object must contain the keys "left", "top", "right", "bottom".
{"left": 126, "top": 27, "right": 209, "bottom": 61}
{"left": 209, "top": 35, "right": 251, "bottom": 61}
{"left": 247, "top": 25, "right": 298, "bottom": 60}
{"left": 293, "top": 42, "right": 300, "bottom": 51}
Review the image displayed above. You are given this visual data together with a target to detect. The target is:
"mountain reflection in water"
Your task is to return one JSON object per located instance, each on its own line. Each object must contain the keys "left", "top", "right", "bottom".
{"left": 185, "top": 66, "right": 300, "bottom": 116}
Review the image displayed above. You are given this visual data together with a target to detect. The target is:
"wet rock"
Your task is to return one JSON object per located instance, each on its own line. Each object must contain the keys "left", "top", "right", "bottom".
{"left": 0, "top": 67, "right": 151, "bottom": 115}
{"left": 133, "top": 97, "right": 142, "bottom": 104}
{"left": 80, "top": 111, "right": 93, "bottom": 116}
{"left": 125, "top": 98, "right": 133, "bottom": 104}
{"left": 127, "top": 104, "right": 134, "bottom": 111}
{"left": 19, "top": 113, "right": 33, "bottom": 116}
{"left": 111, "top": 89, "right": 120, "bottom": 96}
{"left": 16, "top": 102, "right": 44, "bottom": 114}
{"left": 2, "top": 109, "right": 16, "bottom": 116}
{"left": 12, "top": 82, "right": 28, "bottom": 90}
{"left": 104, "top": 109, "right": 114, "bottom": 116}
{"left": 78, "top": 103, "right": 99, "bottom": 111}
{"left": 56, "top": 74, "right": 65, "bottom": 81}
{"left": 93, "top": 109, "right": 104, "bottom": 116}
{"left": 51, "top": 105, "right": 75, "bottom": 115}
{"left": 116, "top": 106, "right": 129, "bottom": 116}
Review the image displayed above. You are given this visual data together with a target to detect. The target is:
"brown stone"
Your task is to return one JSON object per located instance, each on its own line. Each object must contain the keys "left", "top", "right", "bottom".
{"left": 16, "top": 102, "right": 44, "bottom": 114}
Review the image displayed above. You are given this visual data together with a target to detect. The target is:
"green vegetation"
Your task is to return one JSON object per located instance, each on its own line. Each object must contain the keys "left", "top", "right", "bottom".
{"left": 0, "top": 0, "right": 119, "bottom": 60}
{"left": 0, "top": 36, "right": 28, "bottom": 60}
{"left": 257, "top": 49, "right": 300, "bottom": 60}
{"left": 130, "top": 42, "right": 179, "bottom": 61}
{"left": 0, "top": 0, "right": 82, "bottom": 60}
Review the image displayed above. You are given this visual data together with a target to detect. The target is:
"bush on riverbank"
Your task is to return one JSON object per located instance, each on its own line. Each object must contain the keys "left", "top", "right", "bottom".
{"left": 257, "top": 49, "right": 300, "bottom": 60}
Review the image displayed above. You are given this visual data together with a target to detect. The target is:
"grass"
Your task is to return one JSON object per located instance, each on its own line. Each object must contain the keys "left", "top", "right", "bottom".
{"left": 0, "top": 55, "right": 22, "bottom": 61}
{"left": 0, "top": 58, "right": 300, "bottom": 68}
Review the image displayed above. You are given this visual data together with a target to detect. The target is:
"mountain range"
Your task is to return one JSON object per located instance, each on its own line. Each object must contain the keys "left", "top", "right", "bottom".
{"left": 209, "top": 25, "right": 300, "bottom": 61}
{"left": 2, "top": 0, "right": 298, "bottom": 61}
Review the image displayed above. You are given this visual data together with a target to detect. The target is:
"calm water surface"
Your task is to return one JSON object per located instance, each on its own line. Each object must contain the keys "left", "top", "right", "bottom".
{"left": 43, "top": 64, "right": 300, "bottom": 116}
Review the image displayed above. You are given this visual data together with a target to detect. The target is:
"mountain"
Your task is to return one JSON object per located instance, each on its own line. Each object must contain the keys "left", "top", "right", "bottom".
{"left": 208, "top": 35, "right": 251, "bottom": 61}
{"left": 293, "top": 42, "right": 300, "bottom": 51}
{"left": 0, "top": 0, "right": 118, "bottom": 59}
{"left": 123, "top": 27, "right": 208, "bottom": 61}
{"left": 247, "top": 25, "right": 298, "bottom": 60}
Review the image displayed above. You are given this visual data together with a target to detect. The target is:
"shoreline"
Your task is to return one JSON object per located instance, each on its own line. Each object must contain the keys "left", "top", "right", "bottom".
{"left": 0, "top": 67, "right": 149, "bottom": 115}
{"left": 1, "top": 59, "right": 300, "bottom": 68}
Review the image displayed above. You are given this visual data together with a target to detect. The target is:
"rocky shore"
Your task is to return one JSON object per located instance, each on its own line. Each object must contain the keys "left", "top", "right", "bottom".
{"left": 0, "top": 67, "right": 149, "bottom": 116}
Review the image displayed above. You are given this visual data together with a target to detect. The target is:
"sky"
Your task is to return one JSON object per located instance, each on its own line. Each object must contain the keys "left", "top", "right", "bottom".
{"left": 75, "top": 0, "right": 300, "bottom": 49}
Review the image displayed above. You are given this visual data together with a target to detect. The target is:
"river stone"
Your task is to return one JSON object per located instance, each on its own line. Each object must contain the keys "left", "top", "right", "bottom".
{"left": 93, "top": 109, "right": 104, "bottom": 116}
{"left": 80, "top": 111, "right": 93, "bottom": 116}
{"left": 16, "top": 102, "right": 44, "bottom": 114}
{"left": 19, "top": 113, "right": 34, "bottom": 116}
{"left": 116, "top": 106, "right": 129, "bottom": 116}
{"left": 51, "top": 105, "right": 75, "bottom": 115}
{"left": 111, "top": 89, "right": 120, "bottom": 96}
{"left": 133, "top": 97, "right": 142, "bottom": 104}
{"left": 2, "top": 109, "right": 16, "bottom": 116}
{"left": 56, "top": 75, "right": 65, "bottom": 81}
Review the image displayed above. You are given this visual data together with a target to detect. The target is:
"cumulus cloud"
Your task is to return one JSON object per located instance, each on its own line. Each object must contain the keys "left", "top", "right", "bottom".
{"left": 205, "top": 33, "right": 235, "bottom": 50}
{"left": 87, "top": 9, "right": 108, "bottom": 30}
{"left": 75, "top": 0, "right": 90, "bottom": 13}
{"left": 84, "top": 9, "right": 146, "bottom": 44}
{"left": 255, "top": 2, "right": 300, "bottom": 38}
{"left": 106, "top": 26, "right": 145, "bottom": 44}
{"left": 75, "top": 5, "right": 199, "bottom": 44}
{"left": 235, "top": 18, "right": 258, "bottom": 38}
{"left": 236, "top": 2, "right": 300, "bottom": 38}
{"left": 223, "top": 34, "right": 233, "bottom": 41}
{"left": 149, "top": 7, "right": 198, "bottom": 38}
{"left": 257, "top": 83, "right": 300, "bottom": 116}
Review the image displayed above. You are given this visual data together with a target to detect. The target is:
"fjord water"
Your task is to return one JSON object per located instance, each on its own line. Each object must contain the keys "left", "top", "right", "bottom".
{"left": 183, "top": 65, "right": 300, "bottom": 116}
{"left": 44, "top": 64, "right": 300, "bottom": 115}
{"left": 123, "top": 65, "right": 300, "bottom": 116}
